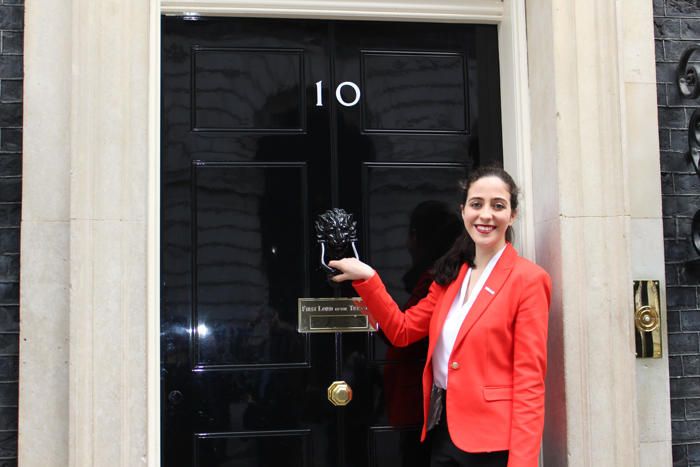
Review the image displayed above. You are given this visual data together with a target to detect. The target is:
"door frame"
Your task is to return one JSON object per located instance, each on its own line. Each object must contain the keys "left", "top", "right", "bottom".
{"left": 148, "top": 1, "right": 534, "bottom": 465}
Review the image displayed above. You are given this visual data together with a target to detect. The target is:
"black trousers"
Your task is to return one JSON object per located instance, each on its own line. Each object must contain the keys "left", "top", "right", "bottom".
{"left": 430, "top": 393, "right": 509, "bottom": 467}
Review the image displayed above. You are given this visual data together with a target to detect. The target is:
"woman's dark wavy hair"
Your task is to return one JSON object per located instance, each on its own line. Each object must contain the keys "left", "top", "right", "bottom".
{"left": 433, "top": 165, "right": 519, "bottom": 286}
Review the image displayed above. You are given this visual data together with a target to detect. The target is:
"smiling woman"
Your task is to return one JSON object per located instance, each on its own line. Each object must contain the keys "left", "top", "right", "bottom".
{"left": 329, "top": 166, "right": 551, "bottom": 467}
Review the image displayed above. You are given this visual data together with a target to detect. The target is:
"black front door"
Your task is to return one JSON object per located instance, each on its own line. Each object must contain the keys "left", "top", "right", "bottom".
{"left": 161, "top": 16, "right": 502, "bottom": 467}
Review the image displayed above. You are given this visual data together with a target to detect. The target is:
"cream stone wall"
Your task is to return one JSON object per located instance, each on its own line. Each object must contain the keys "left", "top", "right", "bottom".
{"left": 19, "top": 0, "right": 72, "bottom": 465}
{"left": 623, "top": 0, "right": 673, "bottom": 463}
{"left": 21, "top": 0, "right": 151, "bottom": 466}
{"left": 19, "top": 0, "right": 670, "bottom": 466}
{"left": 528, "top": 0, "right": 670, "bottom": 465}
{"left": 68, "top": 0, "right": 150, "bottom": 464}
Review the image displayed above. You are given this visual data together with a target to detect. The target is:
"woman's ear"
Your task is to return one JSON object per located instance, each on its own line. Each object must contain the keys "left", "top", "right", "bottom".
{"left": 509, "top": 209, "right": 518, "bottom": 225}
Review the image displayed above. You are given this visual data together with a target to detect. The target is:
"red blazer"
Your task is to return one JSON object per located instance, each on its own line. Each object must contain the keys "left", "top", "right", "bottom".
{"left": 353, "top": 243, "right": 551, "bottom": 467}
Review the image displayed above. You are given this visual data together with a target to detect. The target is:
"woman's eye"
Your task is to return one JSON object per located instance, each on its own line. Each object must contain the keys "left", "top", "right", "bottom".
{"left": 494, "top": 203, "right": 506, "bottom": 210}
{"left": 470, "top": 203, "right": 481, "bottom": 208}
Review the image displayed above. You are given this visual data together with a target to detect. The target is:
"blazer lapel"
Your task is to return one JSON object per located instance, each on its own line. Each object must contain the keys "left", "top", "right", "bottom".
{"left": 426, "top": 264, "right": 468, "bottom": 360}
{"left": 451, "top": 244, "right": 517, "bottom": 349}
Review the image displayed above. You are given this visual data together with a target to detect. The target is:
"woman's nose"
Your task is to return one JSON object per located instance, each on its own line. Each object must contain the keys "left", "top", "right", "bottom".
{"left": 479, "top": 208, "right": 493, "bottom": 219}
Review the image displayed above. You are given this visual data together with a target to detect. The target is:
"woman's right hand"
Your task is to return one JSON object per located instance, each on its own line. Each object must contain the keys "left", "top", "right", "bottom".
{"left": 327, "top": 258, "right": 375, "bottom": 283}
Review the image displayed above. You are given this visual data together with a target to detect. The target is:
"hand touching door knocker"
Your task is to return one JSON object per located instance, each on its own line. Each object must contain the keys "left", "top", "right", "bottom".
{"left": 315, "top": 208, "right": 360, "bottom": 287}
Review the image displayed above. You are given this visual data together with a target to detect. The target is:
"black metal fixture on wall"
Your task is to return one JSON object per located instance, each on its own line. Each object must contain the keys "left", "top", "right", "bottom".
{"left": 677, "top": 45, "right": 700, "bottom": 258}
{"left": 685, "top": 109, "right": 700, "bottom": 257}
{"left": 677, "top": 45, "right": 700, "bottom": 99}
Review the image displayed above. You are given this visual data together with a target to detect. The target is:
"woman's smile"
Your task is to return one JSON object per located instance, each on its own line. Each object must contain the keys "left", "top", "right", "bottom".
{"left": 474, "top": 224, "right": 496, "bottom": 234}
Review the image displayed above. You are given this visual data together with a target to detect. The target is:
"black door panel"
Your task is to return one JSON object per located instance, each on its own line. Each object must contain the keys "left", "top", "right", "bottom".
{"left": 161, "top": 16, "right": 502, "bottom": 467}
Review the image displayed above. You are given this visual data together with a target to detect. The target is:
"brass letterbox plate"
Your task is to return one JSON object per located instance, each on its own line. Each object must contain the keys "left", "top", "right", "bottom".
{"left": 634, "top": 280, "right": 662, "bottom": 358}
{"left": 298, "top": 298, "right": 377, "bottom": 333}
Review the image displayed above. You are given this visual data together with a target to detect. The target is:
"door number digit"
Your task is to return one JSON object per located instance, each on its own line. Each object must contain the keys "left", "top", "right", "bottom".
{"left": 315, "top": 81, "right": 361, "bottom": 107}
{"left": 335, "top": 81, "right": 361, "bottom": 107}
{"left": 316, "top": 81, "right": 323, "bottom": 107}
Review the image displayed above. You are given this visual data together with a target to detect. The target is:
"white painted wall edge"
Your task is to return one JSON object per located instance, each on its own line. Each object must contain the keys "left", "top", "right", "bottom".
{"left": 148, "top": 0, "right": 162, "bottom": 466}
{"left": 499, "top": 0, "right": 535, "bottom": 262}
{"left": 160, "top": 0, "right": 503, "bottom": 22}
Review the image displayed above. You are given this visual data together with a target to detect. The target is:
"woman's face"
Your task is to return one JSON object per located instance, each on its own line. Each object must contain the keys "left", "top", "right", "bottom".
{"left": 461, "top": 176, "right": 517, "bottom": 256}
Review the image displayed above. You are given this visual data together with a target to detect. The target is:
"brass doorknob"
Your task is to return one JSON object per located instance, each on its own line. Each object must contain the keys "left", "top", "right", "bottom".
{"left": 328, "top": 381, "right": 353, "bottom": 406}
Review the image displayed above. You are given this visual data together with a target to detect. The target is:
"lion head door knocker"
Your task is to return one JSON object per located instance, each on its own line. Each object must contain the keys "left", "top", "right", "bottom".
{"left": 315, "top": 208, "right": 360, "bottom": 287}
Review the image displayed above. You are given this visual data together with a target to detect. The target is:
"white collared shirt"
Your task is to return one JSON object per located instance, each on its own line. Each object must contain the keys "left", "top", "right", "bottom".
{"left": 433, "top": 245, "right": 506, "bottom": 389}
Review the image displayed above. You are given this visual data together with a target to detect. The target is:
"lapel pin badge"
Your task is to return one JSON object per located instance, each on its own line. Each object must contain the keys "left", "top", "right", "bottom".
{"left": 485, "top": 286, "right": 495, "bottom": 295}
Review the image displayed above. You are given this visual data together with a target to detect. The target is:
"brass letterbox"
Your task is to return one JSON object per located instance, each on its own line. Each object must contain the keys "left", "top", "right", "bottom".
{"left": 298, "top": 298, "right": 377, "bottom": 333}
